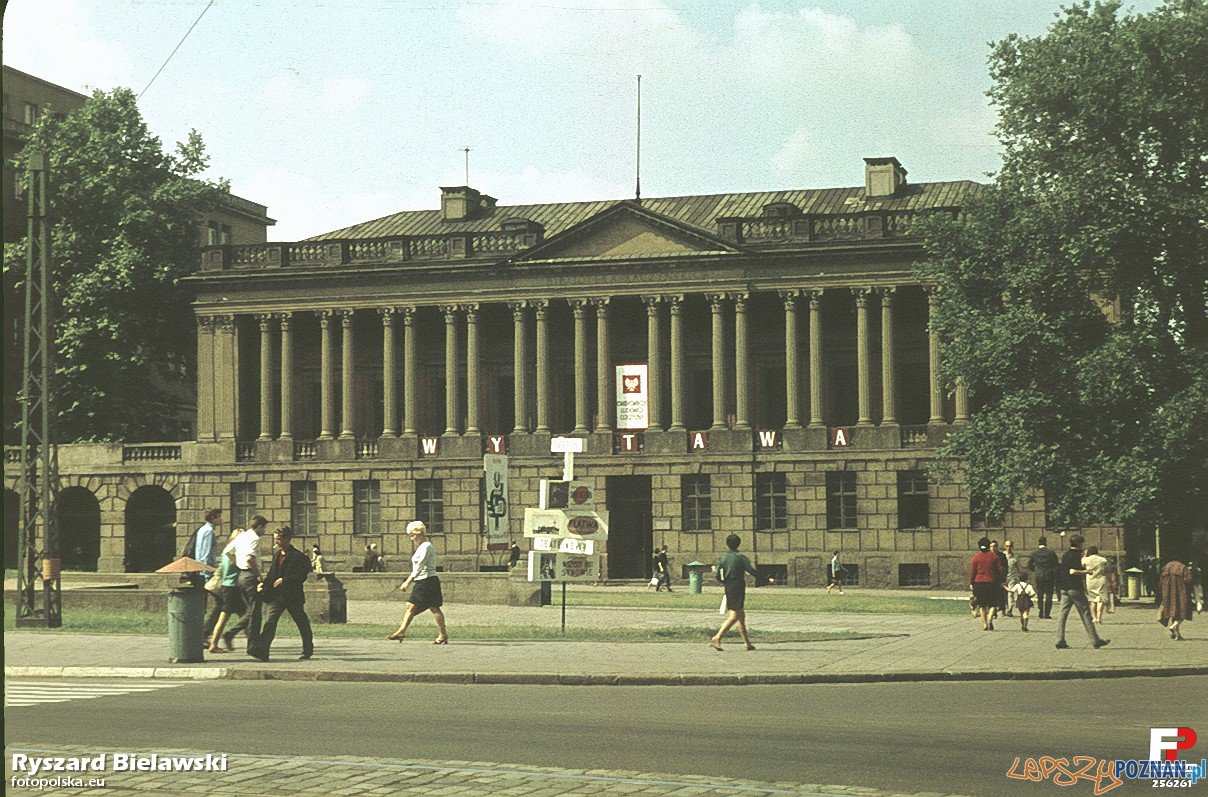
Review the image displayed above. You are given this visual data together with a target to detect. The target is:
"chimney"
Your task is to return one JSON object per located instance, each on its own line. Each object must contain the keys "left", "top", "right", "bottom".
{"left": 863, "top": 157, "right": 907, "bottom": 199}
{"left": 440, "top": 186, "right": 497, "bottom": 221}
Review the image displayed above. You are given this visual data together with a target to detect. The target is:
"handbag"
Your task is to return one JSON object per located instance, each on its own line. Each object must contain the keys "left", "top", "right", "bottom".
{"left": 204, "top": 571, "right": 223, "bottom": 593}
{"left": 648, "top": 576, "right": 660, "bottom": 587}
{"left": 719, "top": 594, "right": 728, "bottom": 615}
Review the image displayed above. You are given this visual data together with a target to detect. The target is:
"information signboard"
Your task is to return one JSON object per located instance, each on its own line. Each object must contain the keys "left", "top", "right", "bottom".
{"left": 482, "top": 453, "right": 509, "bottom": 539}
{"left": 527, "top": 551, "right": 602, "bottom": 583}
{"left": 522, "top": 507, "right": 609, "bottom": 540}
{"left": 532, "top": 535, "right": 595, "bottom": 555}
{"left": 615, "top": 363, "right": 649, "bottom": 430}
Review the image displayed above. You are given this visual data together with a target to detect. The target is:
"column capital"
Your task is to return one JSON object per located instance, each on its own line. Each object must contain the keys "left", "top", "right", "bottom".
{"left": 851, "top": 286, "right": 872, "bottom": 308}
{"left": 440, "top": 304, "right": 460, "bottom": 319}
{"left": 256, "top": 313, "right": 275, "bottom": 330}
{"left": 198, "top": 315, "right": 218, "bottom": 331}
{"left": 667, "top": 294, "right": 684, "bottom": 314}
{"left": 570, "top": 298, "right": 590, "bottom": 317}
{"left": 731, "top": 291, "right": 749, "bottom": 310}
{"left": 339, "top": 308, "right": 355, "bottom": 327}
{"left": 462, "top": 303, "right": 479, "bottom": 320}
{"left": 318, "top": 309, "right": 335, "bottom": 328}
{"left": 532, "top": 298, "right": 550, "bottom": 319}
{"left": 641, "top": 295, "right": 662, "bottom": 312}
{"left": 707, "top": 293, "right": 727, "bottom": 310}
{"left": 778, "top": 289, "right": 801, "bottom": 309}
{"left": 875, "top": 285, "right": 897, "bottom": 304}
{"left": 924, "top": 283, "right": 941, "bottom": 300}
{"left": 379, "top": 306, "right": 399, "bottom": 323}
{"left": 806, "top": 288, "right": 825, "bottom": 307}
{"left": 589, "top": 296, "right": 610, "bottom": 309}
{"left": 507, "top": 300, "right": 528, "bottom": 315}
{"left": 213, "top": 313, "right": 236, "bottom": 332}
{"left": 276, "top": 311, "right": 293, "bottom": 324}
{"left": 401, "top": 306, "right": 417, "bottom": 325}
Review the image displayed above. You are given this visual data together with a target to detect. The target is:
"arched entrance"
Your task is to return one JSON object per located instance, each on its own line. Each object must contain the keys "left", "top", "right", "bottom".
{"left": 57, "top": 487, "right": 101, "bottom": 571}
{"left": 4, "top": 488, "right": 19, "bottom": 570}
{"left": 124, "top": 486, "right": 176, "bottom": 572}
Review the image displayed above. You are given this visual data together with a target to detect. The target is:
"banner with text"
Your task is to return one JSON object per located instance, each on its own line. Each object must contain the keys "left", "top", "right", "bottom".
{"left": 615, "top": 363, "right": 649, "bottom": 430}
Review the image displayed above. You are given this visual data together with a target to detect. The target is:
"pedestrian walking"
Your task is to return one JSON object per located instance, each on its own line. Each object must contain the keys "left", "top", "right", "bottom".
{"left": 1158, "top": 559, "right": 1194, "bottom": 641}
{"left": 1009, "top": 569, "right": 1038, "bottom": 631}
{"left": 655, "top": 545, "right": 672, "bottom": 592}
{"left": 189, "top": 509, "right": 222, "bottom": 642}
{"left": 970, "top": 537, "right": 1005, "bottom": 631}
{"left": 1055, "top": 535, "right": 1109, "bottom": 649}
{"left": 387, "top": 521, "right": 449, "bottom": 644}
{"left": 1003, "top": 539, "right": 1020, "bottom": 616}
{"left": 826, "top": 550, "right": 846, "bottom": 594}
{"left": 508, "top": 541, "right": 522, "bottom": 570}
{"left": 207, "top": 527, "right": 245, "bottom": 653}
{"left": 1028, "top": 536, "right": 1059, "bottom": 619}
{"left": 1082, "top": 546, "right": 1109, "bottom": 624}
{"left": 257, "top": 526, "right": 315, "bottom": 660}
{"left": 710, "top": 534, "right": 758, "bottom": 651}
{"left": 220, "top": 515, "right": 267, "bottom": 658}
{"left": 989, "top": 540, "right": 1009, "bottom": 623}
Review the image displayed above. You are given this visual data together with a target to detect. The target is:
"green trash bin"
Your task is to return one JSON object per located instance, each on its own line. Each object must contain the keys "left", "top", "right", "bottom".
{"left": 168, "top": 586, "right": 206, "bottom": 663}
{"left": 686, "top": 561, "right": 710, "bottom": 595}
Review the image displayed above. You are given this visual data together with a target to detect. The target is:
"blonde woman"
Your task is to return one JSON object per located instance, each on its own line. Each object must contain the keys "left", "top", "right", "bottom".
{"left": 387, "top": 521, "right": 449, "bottom": 644}
{"left": 208, "top": 528, "right": 245, "bottom": 653}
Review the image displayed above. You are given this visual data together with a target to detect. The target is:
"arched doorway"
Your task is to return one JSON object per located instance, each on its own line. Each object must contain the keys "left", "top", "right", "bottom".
{"left": 4, "top": 488, "right": 19, "bottom": 570}
{"left": 124, "top": 486, "right": 176, "bottom": 572}
{"left": 57, "top": 487, "right": 101, "bottom": 571}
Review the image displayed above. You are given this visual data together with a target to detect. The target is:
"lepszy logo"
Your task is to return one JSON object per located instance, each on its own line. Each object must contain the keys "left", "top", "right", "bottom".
{"left": 1152, "top": 728, "right": 1199, "bottom": 762}
{"left": 1007, "top": 726, "right": 1203, "bottom": 793}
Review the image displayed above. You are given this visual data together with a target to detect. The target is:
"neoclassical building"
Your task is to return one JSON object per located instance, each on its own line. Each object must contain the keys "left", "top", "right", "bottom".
{"left": 3, "top": 157, "right": 1122, "bottom": 585}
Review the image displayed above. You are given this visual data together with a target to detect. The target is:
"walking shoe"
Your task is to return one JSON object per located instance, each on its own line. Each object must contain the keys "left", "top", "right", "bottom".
{"left": 1093, "top": 638, "right": 1110, "bottom": 648}
{"left": 1055, "top": 641, "right": 1070, "bottom": 649}
{"left": 298, "top": 653, "right": 312, "bottom": 660}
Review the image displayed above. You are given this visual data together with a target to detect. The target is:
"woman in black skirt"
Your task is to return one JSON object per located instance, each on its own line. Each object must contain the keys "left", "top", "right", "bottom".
{"left": 387, "top": 521, "right": 449, "bottom": 644}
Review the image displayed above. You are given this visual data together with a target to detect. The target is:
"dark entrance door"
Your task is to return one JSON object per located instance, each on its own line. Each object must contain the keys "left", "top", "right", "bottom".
{"left": 58, "top": 487, "right": 101, "bottom": 571}
{"left": 605, "top": 476, "right": 652, "bottom": 580}
{"left": 125, "top": 486, "right": 176, "bottom": 572}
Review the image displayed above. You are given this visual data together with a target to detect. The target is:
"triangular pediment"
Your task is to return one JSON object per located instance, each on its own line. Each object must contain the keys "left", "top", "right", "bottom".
{"left": 515, "top": 201, "right": 739, "bottom": 262}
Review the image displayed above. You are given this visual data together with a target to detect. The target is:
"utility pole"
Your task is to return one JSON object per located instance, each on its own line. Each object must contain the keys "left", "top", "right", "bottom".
{"left": 15, "top": 148, "right": 61, "bottom": 628}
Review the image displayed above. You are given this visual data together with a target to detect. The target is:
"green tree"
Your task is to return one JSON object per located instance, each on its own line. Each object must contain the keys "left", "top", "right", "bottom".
{"left": 916, "top": 0, "right": 1207, "bottom": 558}
{"left": 4, "top": 87, "right": 227, "bottom": 442}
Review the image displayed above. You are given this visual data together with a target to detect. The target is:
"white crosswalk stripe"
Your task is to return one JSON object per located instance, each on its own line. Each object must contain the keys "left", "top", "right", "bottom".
{"left": 5, "top": 680, "right": 188, "bottom": 707}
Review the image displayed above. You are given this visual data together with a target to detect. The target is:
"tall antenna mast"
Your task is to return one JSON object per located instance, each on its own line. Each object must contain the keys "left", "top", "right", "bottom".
{"left": 462, "top": 146, "right": 471, "bottom": 185}
{"left": 635, "top": 75, "right": 641, "bottom": 202}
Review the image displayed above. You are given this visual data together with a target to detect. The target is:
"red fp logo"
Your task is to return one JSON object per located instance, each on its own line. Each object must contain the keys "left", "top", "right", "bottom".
{"left": 1150, "top": 728, "right": 1197, "bottom": 761}
{"left": 622, "top": 375, "right": 642, "bottom": 394}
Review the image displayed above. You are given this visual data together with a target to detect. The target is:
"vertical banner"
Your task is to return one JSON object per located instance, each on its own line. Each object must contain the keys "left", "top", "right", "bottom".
{"left": 615, "top": 362, "right": 649, "bottom": 430}
{"left": 483, "top": 453, "right": 509, "bottom": 540}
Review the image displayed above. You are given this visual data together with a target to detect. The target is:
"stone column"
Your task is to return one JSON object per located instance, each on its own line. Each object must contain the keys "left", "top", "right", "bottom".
{"left": 733, "top": 292, "right": 750, "bottom": 430}
{"left": 643, "top": 296, "right": 662, "bottom": 430}
{"left": 709, "top": 294, "right": 727, "bottom": 429}
{"left": 534, "top": 300, "right": 551, "bottom": 433}
{"left": 196, "top": 316, "right": 216, "bottom": 441}
{"left": 955, "top": 378, "right": 970, "bottom": 424}
{"left": 257, "top": 315, "right": 274, "bottom": 441}
{"left": 380, "top": 308, "right": 398, "bottom": 437}
{"left": 510, "top": 301, "right": 528, "bottom": 434}
{"left": 927, "top": 288, "right": 944, "bottom": 424}
{"left": 572, "top": 300, "right": 591, "bottom": 434}
{"left": 781, "top": 291, "right": 801, "bottom": 429}
{"left": 340, "top": 309, "right": 356, "bottom": 439}
{"left": 668, "top": 295, "right": 685, "bottom": 431}
{"left": 465, "top": 303, "right": 480, "bottom": 435}
{"left": 319, "top": 310, "right": 335, "bottom": 440}
{"left": 878, "top": 287, "right": 897, "bottom": 425}
{"left": 278, "top": 312, "right": 293, "bottom": 441}
{"left": 593, "top": 297, "right": 611, "bottom": 433}
{"left": 854, "top": 288, "right": 873, "bottom": 427}
{"left": 214, "top": 314, "right": 238, "bottom": 441}
{"left": 402, "top": 308, "right": 417, "bottom": 436}
{"left": 443, "top": 305, "right": 460, "bottom": 436}
{"left": 808, "top": 289, "right": 824, "bottom": 428}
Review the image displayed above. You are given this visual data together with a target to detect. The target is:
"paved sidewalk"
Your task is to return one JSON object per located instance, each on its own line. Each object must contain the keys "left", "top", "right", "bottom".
{"left": 6, "top": 598, "right": 1204, "bottom": 685}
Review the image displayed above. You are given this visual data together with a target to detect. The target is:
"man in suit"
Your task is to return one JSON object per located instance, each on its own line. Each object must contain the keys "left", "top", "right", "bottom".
{"left": 255, "top": 526, "right": 314, "bottom": 661}
{"left": 1028, "top": 536, "right": 1060, "bottom": 619}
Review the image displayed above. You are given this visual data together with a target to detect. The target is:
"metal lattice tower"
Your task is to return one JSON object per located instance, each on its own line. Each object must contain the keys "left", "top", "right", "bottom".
{"left": 15, "top": 149, "right": 61, "bottom": 628}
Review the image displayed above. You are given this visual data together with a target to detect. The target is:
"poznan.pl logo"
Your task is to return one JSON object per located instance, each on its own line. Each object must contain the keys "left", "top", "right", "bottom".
{"left": 1152, "top": 728, "right": 1199, "bottom": 762}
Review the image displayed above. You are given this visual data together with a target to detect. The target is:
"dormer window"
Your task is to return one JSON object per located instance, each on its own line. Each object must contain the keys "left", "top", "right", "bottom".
{"left": 762, "top": 202, "right": 801, "bottom": 219}
{"left": 500, "top": 218, "right": 543, "bottom": 234}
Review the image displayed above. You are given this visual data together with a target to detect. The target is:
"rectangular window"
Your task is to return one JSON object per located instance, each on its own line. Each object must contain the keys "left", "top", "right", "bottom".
{"left": 220, "top": 223, "right": 232, "bottom": 244}
{"left": 681, "top": 474, "right": 711, "bottom": 532}
{"left": 826, "top": 471, "right": 857, "bottom": 530}
{"left": 899, "top": 563, "right": 931, "bottom": 587}
{"left": 755, "top": 473, "right": 787, "bottom": 531}
{"left": 290, "top": 480, "right": 318, "bottom": 537}
{"left": 207, "top": 221, "right": 220, "bottom": 246}
{"left": 897, "top": 470, "right": 930, "bottom": 529}
{"left": 353, "top": 479, "right": 381, "bottom": 535}
{"left": 230, "top": 483, "right": 258, "bottom": 529}
{"left": 23, "top": 102, "right": 39, "bottom": 126}
{"left": 416, "top": 478, "right": 444, "bottom": 534}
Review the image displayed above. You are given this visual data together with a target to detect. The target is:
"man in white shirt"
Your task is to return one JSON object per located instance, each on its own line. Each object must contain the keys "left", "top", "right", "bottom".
{"left": 220, "top": 514, "right": 267, "bottom": 659}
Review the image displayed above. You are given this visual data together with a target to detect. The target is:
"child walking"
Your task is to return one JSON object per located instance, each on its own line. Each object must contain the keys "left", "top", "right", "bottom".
{"left": 1010, "top": 570, "right": 1039, "bottom": 631}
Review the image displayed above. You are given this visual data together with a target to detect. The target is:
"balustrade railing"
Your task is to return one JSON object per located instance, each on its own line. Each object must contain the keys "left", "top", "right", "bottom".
{"left": 355, "top": 439, "right": 379, "bottom": 460}
{"left": 293, "top": 440, "right": 317, "bottom": 460}
{"left": 122, "top": 444, "right": 182, "bottom": 463}
{"left": 235, "top": 441, "right": 257, "bottom": 462}
{"left": 900, "top": 425, "right": 929, "bottom": 448}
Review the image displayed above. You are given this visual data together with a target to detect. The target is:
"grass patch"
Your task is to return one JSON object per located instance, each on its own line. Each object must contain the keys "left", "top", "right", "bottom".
{"left": 565, "top": 589, "right": 969, "bottom": 615}
{"left": 3, "top": 609, "right": 873, "bottom": 643}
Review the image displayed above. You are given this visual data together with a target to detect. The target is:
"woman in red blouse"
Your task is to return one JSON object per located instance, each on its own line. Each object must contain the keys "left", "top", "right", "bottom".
{"left": 970, "top": 537, "right": 1006, "bottom": 631}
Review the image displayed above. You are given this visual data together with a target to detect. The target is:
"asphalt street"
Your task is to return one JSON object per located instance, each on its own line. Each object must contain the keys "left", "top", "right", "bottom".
{"left": 7, "top": 676, "right": 1205, "bottom": 796}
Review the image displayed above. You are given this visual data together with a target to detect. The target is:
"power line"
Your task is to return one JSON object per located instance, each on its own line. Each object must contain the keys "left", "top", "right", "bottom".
{"left": 139, "top": 0, "right": 216, "bottom": 100}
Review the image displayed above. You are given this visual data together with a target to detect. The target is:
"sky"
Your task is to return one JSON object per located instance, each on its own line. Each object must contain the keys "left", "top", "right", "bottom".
{"left": 3, "top": 0, "right": 1161, "bottom": 241}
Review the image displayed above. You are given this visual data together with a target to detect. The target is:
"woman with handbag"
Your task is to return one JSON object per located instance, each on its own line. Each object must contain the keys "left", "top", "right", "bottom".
{"left": 710, "top": 534, "right": 758, "bottom": 651}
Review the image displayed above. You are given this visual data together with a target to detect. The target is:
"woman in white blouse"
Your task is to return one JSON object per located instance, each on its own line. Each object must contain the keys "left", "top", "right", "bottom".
{"left": 387, "top": 520, "right": 449, "bottom": 644}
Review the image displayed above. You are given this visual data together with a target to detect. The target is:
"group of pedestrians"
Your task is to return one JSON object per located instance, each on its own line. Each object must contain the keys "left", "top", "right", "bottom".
{"left": 189, "top": 509, "right": 314, "bottom": 662}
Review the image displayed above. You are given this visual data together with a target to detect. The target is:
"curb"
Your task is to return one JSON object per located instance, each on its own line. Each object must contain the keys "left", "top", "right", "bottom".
{"left": 8, "top": 664, "right": 1208, "bottom": 685}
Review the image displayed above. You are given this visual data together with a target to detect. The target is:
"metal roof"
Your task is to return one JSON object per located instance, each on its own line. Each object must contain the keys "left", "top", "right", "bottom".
{"left": 308, "top": 181, "right": 983, "bottom": 242}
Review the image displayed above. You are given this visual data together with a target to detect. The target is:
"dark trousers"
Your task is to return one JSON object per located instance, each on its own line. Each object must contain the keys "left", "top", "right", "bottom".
{"left": 1056, "top": 590, "right": 1103, "bottom": 645}
{"left": 260, "top": 599, "right": 313, "bottom": 657}
{"left": 223, "top": 570, "right": 263, "bottom": 651}
{"left": 1033, "top": 574, "right": 1056, "bottom": 618}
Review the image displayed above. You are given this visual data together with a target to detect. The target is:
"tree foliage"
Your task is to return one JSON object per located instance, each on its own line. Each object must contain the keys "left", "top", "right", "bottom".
{"left": 916, "top": 0, "right": 1207, "bottom": 557}
{"left": 4, "top": 88, "right": 227, "bottom": 442}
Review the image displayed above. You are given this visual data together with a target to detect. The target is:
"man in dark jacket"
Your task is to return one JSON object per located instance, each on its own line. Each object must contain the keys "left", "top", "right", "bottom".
{"left": 255, "top": 526, "right": 314, "bottom": 661}
{"left": 1028, "top": 536, "right": 1060, "bottom": 619}
{"left": 1055, "top": 534, "right": 1109, "bottom": 650}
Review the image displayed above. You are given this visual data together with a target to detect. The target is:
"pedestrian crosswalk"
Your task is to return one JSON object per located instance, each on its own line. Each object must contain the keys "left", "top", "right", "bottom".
{"left": 5, "top": 680, "right": 188, "bottom": 708}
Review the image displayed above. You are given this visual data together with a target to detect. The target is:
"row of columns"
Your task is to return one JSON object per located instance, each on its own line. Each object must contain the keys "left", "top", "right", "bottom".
{"left": 226, "top": 287, "right": 969, "bottom": 442}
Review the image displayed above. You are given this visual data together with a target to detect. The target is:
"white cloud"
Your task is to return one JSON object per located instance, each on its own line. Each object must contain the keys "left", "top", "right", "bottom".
{"left": 2, "top": 0, "right": 134, "bottom": 91}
